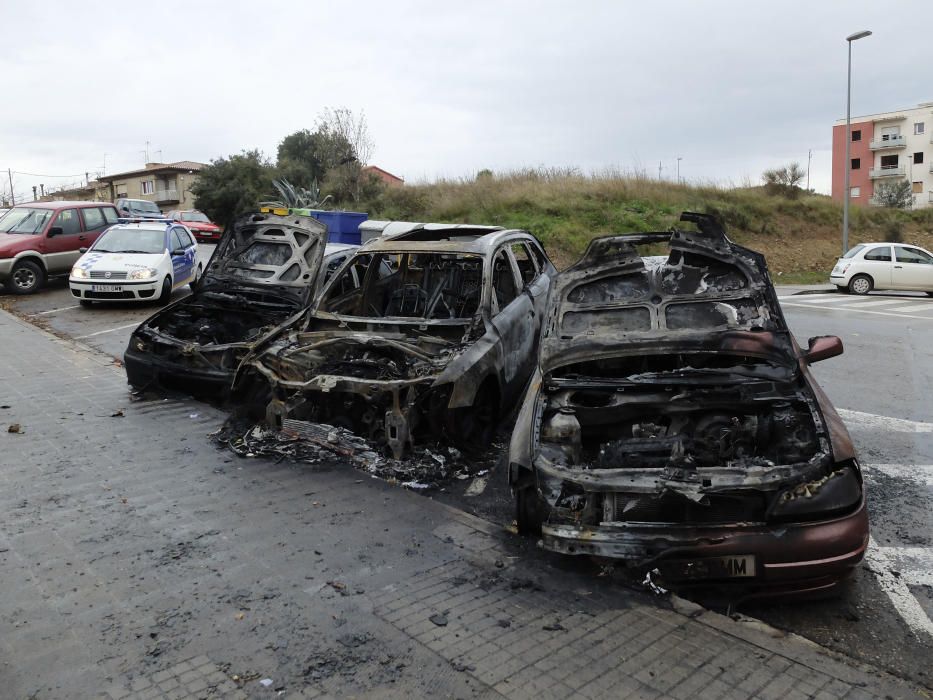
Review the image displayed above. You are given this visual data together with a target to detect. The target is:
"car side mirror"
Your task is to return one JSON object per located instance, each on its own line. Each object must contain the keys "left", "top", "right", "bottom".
{"left": 805, "top": 335, "right": 843, "bottom": 363}
{"left": 172, "top": 248, "right": 186, "bottom": 256}
{"left": 48, "top": 226, "right": 64, "bottom": 237}
{"left": 79, "top": 247, "right": 87, "bottom": 254}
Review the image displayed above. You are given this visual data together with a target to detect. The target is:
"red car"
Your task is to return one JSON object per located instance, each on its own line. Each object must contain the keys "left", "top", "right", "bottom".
{"left": 167, "top": 210, "right": 222, "bottom": 242}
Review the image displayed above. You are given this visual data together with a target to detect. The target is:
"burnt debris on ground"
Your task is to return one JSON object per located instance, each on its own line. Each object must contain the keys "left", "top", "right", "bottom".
{"left": 210, "top": 416, "right": 500, "bottom": 491}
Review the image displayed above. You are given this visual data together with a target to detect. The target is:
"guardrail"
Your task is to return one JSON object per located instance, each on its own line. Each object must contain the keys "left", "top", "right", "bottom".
{"left": 869, "top": 135, "right": 907, "bottom": 150}
{"left": 869, "top": 166, "right": 906, "bottom": 178}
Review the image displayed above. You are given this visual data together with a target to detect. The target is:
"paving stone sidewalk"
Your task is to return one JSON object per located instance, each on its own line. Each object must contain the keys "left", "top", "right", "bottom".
{"left": 0, "top": 309, "right": 925, "bottom": 699}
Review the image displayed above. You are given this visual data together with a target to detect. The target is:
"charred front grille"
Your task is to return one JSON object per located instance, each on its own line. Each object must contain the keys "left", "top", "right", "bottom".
{"left": 603, "top": 492, "right": 767, "bottom": 525}
{"left": 89, "top": 271, "right": 129, "bottom": 280}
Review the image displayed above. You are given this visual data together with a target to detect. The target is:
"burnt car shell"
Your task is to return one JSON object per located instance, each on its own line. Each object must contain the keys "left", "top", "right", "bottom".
{"left": 124, "top": 211, "right": 327, "bottom": 395}
{"left": 236, "top": 226, "right": 556, "bottom": 458}
{"left": 509, "top": 212, "right": 868, "bottom": 601}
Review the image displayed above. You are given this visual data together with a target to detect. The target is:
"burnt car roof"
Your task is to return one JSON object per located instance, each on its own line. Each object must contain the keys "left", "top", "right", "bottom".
{"left": 201, "top": 210, "right": 327, "bottom": 305}
{"left": 358, "top": 225, "right": 534, "bottom": 255}
{"left": 540, "top": 212, "right": 791, "bottom": 373}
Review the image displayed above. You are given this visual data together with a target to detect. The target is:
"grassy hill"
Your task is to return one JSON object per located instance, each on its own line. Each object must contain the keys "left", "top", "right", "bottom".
{"left": 363, "top": 169, "right": 933, "bottom": 282}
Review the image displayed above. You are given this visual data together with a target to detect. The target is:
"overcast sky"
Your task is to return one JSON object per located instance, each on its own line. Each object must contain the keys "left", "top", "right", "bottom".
{"left": 1, "top": 0, "right": 930, "bottom": 203}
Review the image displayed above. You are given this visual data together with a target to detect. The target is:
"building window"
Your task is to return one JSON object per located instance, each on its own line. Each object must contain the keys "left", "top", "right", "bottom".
{"left": 880, "top": 126, "right": 900, "bottom": 141}
{"left": 913, "top": 181, "right": 923, "bottom": 194}
{"left": 141, "top": 180, "right": 154, "bottom": 195}
{"left": 851, "top": 158, "right": 860, "bottom": 170}
{"left": 852, "top": 130, "right": 861, "bottom": 142}
{"left": 850, "top": 186, "right": 860, "bottom": 198}
{"left": 115, "top": 184, "right": 127, "bottom": 197}
{"left": 914, "top": 152, "right": 924, "bottom": 164}
{"left": 880, "top": 154, "right": 899, "bottom": 169}
{"left": 915, "top": 122, "right": 925, "bottom": 135}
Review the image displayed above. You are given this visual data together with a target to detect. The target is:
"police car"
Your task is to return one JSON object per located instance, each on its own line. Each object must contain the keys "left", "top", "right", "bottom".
{"left": 69, "top": 220, "right": 201, "bottom": 306}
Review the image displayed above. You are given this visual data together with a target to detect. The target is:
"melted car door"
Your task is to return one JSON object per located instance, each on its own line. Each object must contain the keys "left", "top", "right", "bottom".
{"left": 489, "top": 246, "right": 537, "bottom": 397}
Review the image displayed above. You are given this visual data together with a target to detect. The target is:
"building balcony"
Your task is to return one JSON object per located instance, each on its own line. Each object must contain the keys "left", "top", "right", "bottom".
{"left": 869, "top": 166, "right": 906, "bottom": 179}
{"left": 153, "top": 189, "right": 179, "bottom": 204}
{"left": 869, "top": 135, "right": 906, "bottom": 150}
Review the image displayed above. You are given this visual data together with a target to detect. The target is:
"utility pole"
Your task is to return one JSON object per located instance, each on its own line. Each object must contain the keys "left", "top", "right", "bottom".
{"left": 658, "top": 161, "right": 663, "bottom": 180}
{"left": 7, "top": 169, "right": 14, "bottom": 205}
{"left": 677, "top": 157, "right": 683, "bottom": 184}
{"left": 806, "top": 149, "right": 812, "bottom": 192}
{"left": 32, "top": 186, "right": 37, "bottom": 201}
{"left": 145, "top": 140, "right": 151, "bottom": 163}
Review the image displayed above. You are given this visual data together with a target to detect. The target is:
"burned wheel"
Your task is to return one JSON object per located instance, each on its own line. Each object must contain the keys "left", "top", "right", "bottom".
{"left": 515, "top": 482, "right": 545, "bottom": 536}
{"left": 448, "top": 381, "right": 498, "bottom": 453}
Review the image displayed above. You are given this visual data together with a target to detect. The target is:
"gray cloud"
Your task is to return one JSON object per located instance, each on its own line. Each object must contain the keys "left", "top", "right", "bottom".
{"left": 1, "top": 0, "right": 929, "bottom": 202}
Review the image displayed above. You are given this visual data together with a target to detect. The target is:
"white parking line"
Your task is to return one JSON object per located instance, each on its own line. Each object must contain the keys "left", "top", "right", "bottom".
{"left": 779, "top": 301, "right": 933, "bottom": 321}
{"left": 866, "top": 537, "right": 933, "bottom": 640}
{"left": 839, "top": 298, "right": 915, "bottom": 308}
{"left": 864, "top": 463, "right": 933, "bottom": 487}
{"left": 34, "top": 305, "right": 81, "bottom": 315}
{"left": 837, "top": 409, "right": 933, "bottom": 434}
{"left": 885, "top": 302, "right": 933, "bottom": 313}
{"left": 75, "top": 322, "right": 140, "bottom": 340}
{"left": 778, "top": 295, "right": 852, "bottom": 304}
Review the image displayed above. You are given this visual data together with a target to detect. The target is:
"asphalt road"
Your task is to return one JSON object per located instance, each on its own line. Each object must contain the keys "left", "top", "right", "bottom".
{"left": 3, "top": 272, "right": 933, "bottom": 687}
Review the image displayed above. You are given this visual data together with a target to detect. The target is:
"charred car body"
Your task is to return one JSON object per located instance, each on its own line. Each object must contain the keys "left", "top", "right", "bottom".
{"left": 124, "top": 210, "right": 357, "bottom": 395}
{"left": 509, "top": 213, "right": 868, "bottom": 599}
{"left": 236, "top": 226, "right": 556, "bottom": 458}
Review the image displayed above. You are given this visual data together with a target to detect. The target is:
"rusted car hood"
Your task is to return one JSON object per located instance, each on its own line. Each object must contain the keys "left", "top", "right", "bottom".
{"left": 539, "top": 213, "right": 793, "bottom": 375}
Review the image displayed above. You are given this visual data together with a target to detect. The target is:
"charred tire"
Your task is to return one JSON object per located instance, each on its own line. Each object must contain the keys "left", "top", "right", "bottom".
{"left": 449, "top": 380, "right": 499, "bottom": 454}
{"left": 190, "top": 263, "right": 203, "bottom": 291}
{"left": 848, "top": 274, "right": 872, "bottom": 295}
{"left": 157, "top": 276, "right": 172, "bottom": 305}
{"left": 8, "top": 260, "right": 45, "bottom": 295}
{"left": 515, "top": 481, "right": 545, "bottom": 536}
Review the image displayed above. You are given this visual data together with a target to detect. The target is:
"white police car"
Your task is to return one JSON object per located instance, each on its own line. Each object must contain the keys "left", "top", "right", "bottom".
{"left": 69, "top": 221, "right": 201, "bottom": 306}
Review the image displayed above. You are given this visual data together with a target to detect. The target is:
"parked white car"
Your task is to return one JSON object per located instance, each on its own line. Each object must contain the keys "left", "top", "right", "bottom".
{"left": 69, "top": 221, "right": 201, "bottom": 306}
{"left": 830, "top": 243, "right": 933, "bottom": 295}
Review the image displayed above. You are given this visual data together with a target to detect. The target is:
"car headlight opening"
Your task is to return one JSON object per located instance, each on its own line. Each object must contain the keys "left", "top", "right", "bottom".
{"left": 71, "top": 267, "right": 89, "bottom": 279}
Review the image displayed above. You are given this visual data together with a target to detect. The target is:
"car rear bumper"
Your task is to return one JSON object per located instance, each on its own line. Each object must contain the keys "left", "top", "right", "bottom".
{"left": 540, "top": 497, "right": 869, "bottom": 599}
{"left": 70, "top": 279, "right": 160, "bottom": 301}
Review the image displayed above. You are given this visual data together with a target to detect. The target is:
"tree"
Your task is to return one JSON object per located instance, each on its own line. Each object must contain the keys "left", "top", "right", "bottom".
{"left": 276, "top": 130, "right": 326, "bottom": 186}
{"left": 762, "top": 162, "right": 805, "bottom": 198}
{"left": 191, "top": 150, "right": 276, "bottom": 226}
{"left": 873, "top": 179, "right": 913, "bottom": 209}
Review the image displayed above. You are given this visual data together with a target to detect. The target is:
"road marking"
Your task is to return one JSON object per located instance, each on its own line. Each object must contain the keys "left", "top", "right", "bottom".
{"left": 75, "top": 322, "right": 140, "bottom": 340}
{"left": 34, "top": 304, "right": 81, "bottom": 315}
{"left": 837, "top": 409, "right": 933, "bottom": 434}
{"left": 866, "top": 537, "right": 933, "bottom": 640}
{"left": 839, "top": 298, "right": 915, "bottom": 308}
{"left": 780, "top": 301, "right": 933, "bottom": 321}
{"left": 887, "top": 302, "right": 933, "bottom": 313}
{"left": 778, "top": 295, "right": 852, "bottom": 304}
{"left": 864, "top": 463, "right": 933, "bottom": 487}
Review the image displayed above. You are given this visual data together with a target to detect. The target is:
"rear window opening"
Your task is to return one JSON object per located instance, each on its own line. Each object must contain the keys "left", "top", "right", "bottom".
{"left": 321, "top": 252, "right": 483, "bottom": 320}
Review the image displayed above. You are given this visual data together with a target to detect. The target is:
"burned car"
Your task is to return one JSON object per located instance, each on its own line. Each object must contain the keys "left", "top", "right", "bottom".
{"left": 509, "top": 212, "right": 868, "bottom": 599}
{"left": 124, "top": 210, "right": 357, "bottom": 395}
{"left": 236, "top": 225, "right": 556, "bottom": 458}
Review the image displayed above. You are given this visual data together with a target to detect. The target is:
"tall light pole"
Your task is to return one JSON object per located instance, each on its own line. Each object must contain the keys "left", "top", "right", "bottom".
{"left": 843, "top": 30, "right": 872, "bottom": 256}
{"left": 677, "top": 157, "right": 682, "bottom": 184}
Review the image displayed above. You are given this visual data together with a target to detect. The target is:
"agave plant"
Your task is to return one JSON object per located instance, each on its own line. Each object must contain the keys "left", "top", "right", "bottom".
{"left": 262, "top": 179, "right": 334, "bottom": 209}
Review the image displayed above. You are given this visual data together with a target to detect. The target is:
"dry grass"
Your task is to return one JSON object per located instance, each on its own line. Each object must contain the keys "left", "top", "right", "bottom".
{"left": 362, "top": 169, "right": 933, "bottom": 274}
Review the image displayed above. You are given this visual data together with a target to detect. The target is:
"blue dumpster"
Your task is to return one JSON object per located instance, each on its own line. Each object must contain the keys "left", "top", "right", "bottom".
{"left": 307, "top": 210, "right": 368, "bottom": 244}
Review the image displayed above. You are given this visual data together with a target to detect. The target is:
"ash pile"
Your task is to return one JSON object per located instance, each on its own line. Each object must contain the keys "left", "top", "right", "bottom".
{"left": 211, "top": 417, "right": 496, "bottom": 490}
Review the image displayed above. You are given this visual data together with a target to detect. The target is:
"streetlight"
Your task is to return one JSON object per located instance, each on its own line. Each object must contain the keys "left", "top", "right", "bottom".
{"left": 843, "top": 29, "right": 872, "bottom": 256}
{"left": 677, "top": 157, "right": 682, "bottom": 184}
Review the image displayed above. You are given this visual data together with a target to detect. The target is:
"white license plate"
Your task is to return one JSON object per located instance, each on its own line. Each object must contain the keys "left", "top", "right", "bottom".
{"left": 660, "top": 554, "right": 756, "bottom": 580}
{"left": 91, "top": 284, "right": 123, "bottom": 292}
